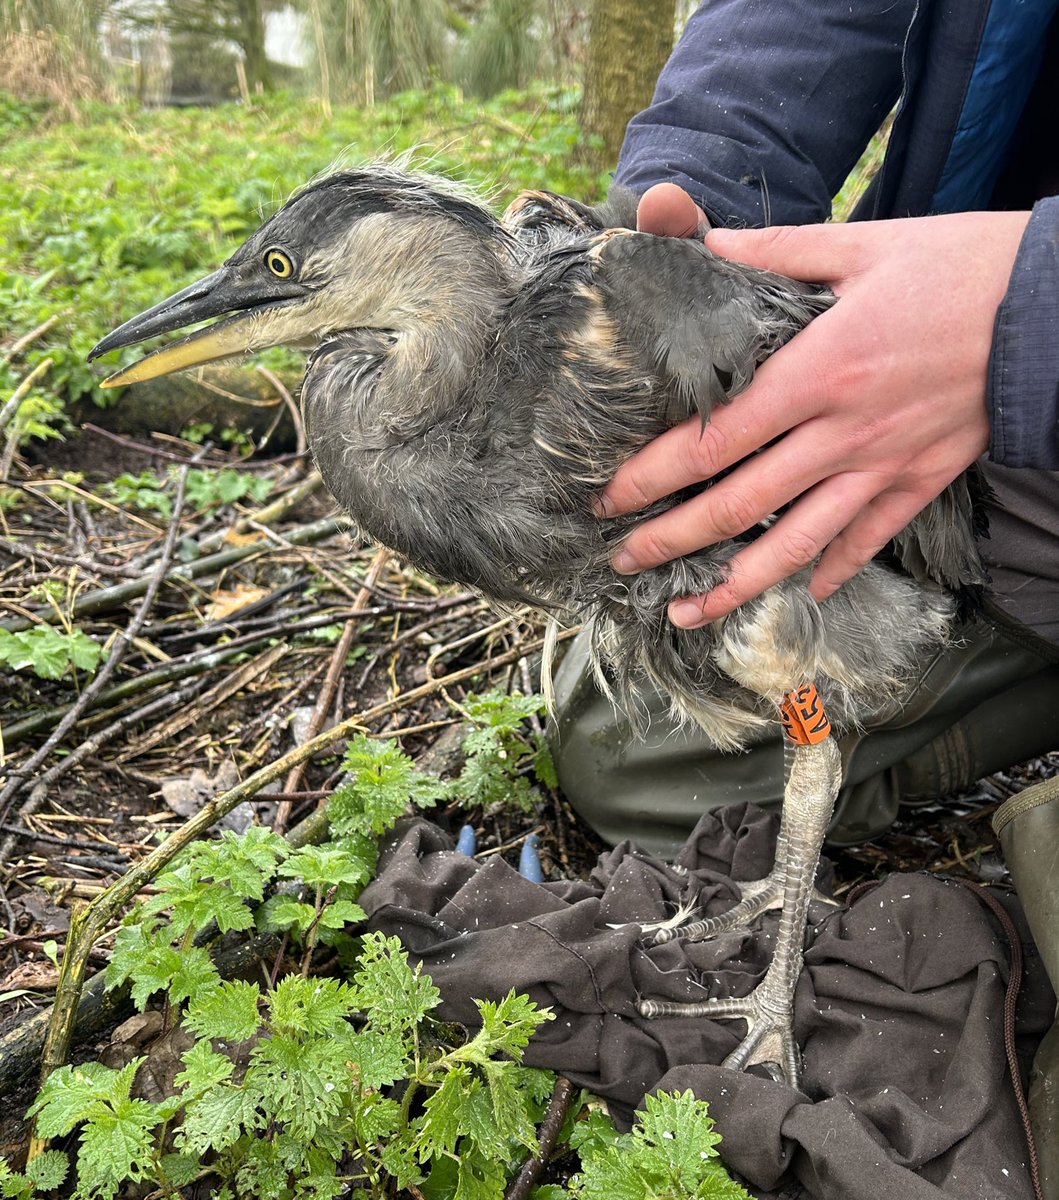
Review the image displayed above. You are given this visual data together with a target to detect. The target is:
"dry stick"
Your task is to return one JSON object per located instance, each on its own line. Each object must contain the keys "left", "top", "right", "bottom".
{"left": 275, "top": 548, "right": 390, "bottom": 834}
{"left": 0, "top": 513, "right": 341, "bottom": 634}
{"left": 256, "top": 364, "right": 307, "bottom": 457}
{"left": 0, "top": 357, "right": 54, "bottom": 481}
{"left": 3, "top": 636, "right": 286, "bottom": 748}
{"left": 503, "top": 1075, "right": 576, "bottom": 1200}
{"left": 36, "top": 627, "right": 578, "bottom": 1089}
{"left": 0, "top": 461, "right": 195, "bottom": 851}
{"left": 12, "top": 675, "right": 215, "bottom": 817}
{"left": 1, "top": 312, "right": 64, "bottom": 367}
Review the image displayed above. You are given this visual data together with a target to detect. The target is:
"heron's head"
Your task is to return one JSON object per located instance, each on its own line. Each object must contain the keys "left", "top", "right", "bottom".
{"left": 90, "top": 167, "right": 511, "bottom": 387}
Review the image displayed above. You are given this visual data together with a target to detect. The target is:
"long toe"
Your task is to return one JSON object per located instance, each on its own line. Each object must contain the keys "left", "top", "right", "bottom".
{"left": 638, "top": 981, "right": 801, "bottom": 1087}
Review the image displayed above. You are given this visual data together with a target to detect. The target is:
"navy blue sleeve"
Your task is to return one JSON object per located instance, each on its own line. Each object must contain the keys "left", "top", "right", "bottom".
{"left": 988, "top": 196, "right": 1059, "bottom": 469}
{"left": 613, "top": 0, "right": 915, "bottom": 227}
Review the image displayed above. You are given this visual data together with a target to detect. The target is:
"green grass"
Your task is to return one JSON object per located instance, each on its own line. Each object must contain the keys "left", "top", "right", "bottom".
{"left": 0, "top": 84, "right": 608, "bottom": 436}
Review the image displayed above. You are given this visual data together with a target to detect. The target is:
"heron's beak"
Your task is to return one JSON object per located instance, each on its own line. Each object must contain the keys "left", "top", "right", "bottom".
{"left": 89, "top": 267, "right": 307, "bottom": 388}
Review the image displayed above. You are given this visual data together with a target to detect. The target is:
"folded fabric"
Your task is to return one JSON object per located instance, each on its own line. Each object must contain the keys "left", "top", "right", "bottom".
{"left": 359, "top": 803, "right": 1053, "bottom": 1200}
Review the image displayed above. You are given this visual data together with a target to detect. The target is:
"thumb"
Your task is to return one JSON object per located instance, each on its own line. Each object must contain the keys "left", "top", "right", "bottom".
{"left": 705, "top": 223, "right": 857, "bottom": 280}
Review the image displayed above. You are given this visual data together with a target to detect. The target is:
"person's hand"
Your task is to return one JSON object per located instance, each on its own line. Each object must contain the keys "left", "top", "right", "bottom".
{"left": 601, "top": 200, "right": 1030, "bottom": 628}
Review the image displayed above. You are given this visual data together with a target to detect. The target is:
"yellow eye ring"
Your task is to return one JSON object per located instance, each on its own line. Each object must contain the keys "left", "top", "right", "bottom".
{"left": 265, "top": 248, "right": 294, "bottom": 278}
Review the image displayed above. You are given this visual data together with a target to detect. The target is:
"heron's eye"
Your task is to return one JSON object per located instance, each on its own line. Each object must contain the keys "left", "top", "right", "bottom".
{"left": 265, "top": 248, "right": 294, "bottom": 278}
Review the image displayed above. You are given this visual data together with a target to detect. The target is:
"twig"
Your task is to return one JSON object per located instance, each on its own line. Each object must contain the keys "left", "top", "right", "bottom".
{"left": 0, "top": 358, "right": 54, "bottom": 480}
{"left": 256, "top": 365, "right": 307, "bottom": 457}
{"left": 276, "top": 548, "right": 390, "bottom": 833}
{"left": 1, "top": 312, "right": 64, "bottom": 366}
{"left": 0, "top": 514, "right": 342, "bottom": 634}
{"left": 0, "top": 459, "right": 196, "bottom": 843}
{"left": 504, "top": 1076, "right": 576, "bottom": 1200}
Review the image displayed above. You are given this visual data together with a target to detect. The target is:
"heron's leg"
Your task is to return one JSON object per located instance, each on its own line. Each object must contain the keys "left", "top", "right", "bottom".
{"left": 638, "top": 686, "right": 842, "bottom": 1086}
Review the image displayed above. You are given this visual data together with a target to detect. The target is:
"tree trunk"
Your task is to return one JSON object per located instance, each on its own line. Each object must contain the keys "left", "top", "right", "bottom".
{"left": 237, "top": 0, "right": 272, "bottom": 92}
{"left": 582, "top": 0, "right": 677, "bottom": 167}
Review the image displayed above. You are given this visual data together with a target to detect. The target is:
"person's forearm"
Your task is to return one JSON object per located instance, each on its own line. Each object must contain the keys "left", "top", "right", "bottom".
{"left": 614, "top": 0, "right": 915, "bottom": 226}
{"left": 988, "top": 195, "right": 1059, "bottom": 469}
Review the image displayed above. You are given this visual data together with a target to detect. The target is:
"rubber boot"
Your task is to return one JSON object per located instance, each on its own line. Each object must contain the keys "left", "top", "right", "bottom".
{"left": 550, "top": 607, "right": 1059, "bottom": 857}
{"left": 993, "top": 777, "right": 1059, "bottom": 1200}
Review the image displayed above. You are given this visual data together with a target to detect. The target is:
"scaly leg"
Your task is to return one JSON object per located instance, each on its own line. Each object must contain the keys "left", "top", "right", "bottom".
{"left": 638, "top": 685, "right": 842, "bottom": 1086}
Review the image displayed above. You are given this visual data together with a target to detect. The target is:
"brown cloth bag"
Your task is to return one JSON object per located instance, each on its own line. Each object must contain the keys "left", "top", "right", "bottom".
{"left": 358, "top": 803, "right": 1053, "bottom": 1200}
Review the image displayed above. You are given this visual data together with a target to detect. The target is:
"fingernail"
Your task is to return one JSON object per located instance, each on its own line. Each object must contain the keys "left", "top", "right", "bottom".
{"left": 704, "top": 228, "right": 734, "bottom": 253}
{"left": 670, "top": 599, "right": 707, "bottom": 628}
{"left": 593, "top": 493, "right": 614, "bottom": 518}
{"left": 611, "top": 549, "right": 637, "bottom": 574}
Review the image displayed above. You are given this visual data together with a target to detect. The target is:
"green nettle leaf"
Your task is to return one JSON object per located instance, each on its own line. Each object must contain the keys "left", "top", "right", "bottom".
{"left": 453, "top": 1147, "right": 508, "bottom": 1200}
{"left": 481, "top": 1061, "right": 538, "bottom": 1153}
{"left": 174, "top": 1039, "right": 236, "bottom": 1097}
{"left": 415, "top": 1066, "right": 478, "bottom": 1160}
{"left": 279, "top": 844, "right": 374, "bottom": 888}
{"left": 350, "top": 932, "right": 442, "bottom": 1033}
{"left": 76, "top": 1100, "right": 161, "bottom": 1196}
{"left": 157, "top": 1151, "right": 201, "bottom": 1189}
{"left": 184, "top": 826, "right": 290, "bottom": 901}
{"left": 329, "top": 736, "right": 450, "bottom": 837}
{"left": 474, "top": 990, "right": 554, "bottom": 1059}
{"left": 259, "top": 894, "right": 318, "bottom": 935}
{"left": 245, "top": 1035, "right": 353, "bottom": 1140}
{"left": 267, "top": 974, "right": 358, "bottom": 1038}
{"left": 176, "top": 1083, "right": 263, "bottom": 1156}
{"left": 184, "top": 979, "right": 262, "bottom": 1042}
{"left": 23, "top": 1149, "right": 69, "bottom": 1193}
{"left": 29, "top": 1059, "right": 144, "bottom": 1139}
{"left": 571, "top": 1090, "right": 752, "bottom": 1200}
{"left": 317, "top": 897, "right": 368, "bottom": 928}
{"left": 164, "top": 943, "right": 221, "bottom": 1006}
{"left": 346, "top": 1028, "right": 409, "bottom": 1090}
{"left": 141, "top": 863, "right": 255, "bottom": 936}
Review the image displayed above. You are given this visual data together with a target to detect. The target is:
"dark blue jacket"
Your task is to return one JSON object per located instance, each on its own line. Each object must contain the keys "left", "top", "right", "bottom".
{"left": 614, "top": 0, "right": 1059, "bottom": 469}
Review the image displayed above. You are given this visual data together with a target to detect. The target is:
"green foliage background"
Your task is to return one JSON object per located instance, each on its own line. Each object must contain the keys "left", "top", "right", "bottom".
{"left": 0, "top": 84, "right": 608, "bottom": 440}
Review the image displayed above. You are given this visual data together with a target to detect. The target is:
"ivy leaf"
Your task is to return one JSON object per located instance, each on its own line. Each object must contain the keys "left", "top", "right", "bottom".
{"left": 184, "top": 980, "right": 262, "bottom": 1042}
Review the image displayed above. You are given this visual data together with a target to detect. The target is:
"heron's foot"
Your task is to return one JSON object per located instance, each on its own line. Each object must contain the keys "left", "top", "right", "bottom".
{"left": 638, "top": 977, "right": 801, "bottom": 1087}
{"left": 647, "top": 875, "right": 783, "bottom": 945}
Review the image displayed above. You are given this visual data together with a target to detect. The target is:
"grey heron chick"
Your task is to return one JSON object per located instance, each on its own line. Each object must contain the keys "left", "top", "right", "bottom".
{"left": 90, "top": 166, "right": 986, "bottom": 1084}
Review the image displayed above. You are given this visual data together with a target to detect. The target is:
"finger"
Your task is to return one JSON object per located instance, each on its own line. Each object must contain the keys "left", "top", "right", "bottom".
{"left": 666, "top": 472, "right": 885, "bottom": 627}
{"left": 705, "top": 223, "right": 865, "bottom": 282}
{"left": 600, "top": 358, "right": 821, "bottom": 520}
{"left": 809, "top": 483, "right": 947, "bottom": 601}
{"left": 636, "top": 183, "right": 709, "bottom": 238}
{"left": 611, "top": 409, "right": 872, "bottom": 572}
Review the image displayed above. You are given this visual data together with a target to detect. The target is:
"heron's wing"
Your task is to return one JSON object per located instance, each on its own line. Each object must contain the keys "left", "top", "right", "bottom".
{"left": 502, "top": 185, "right": 639, "bottom": 241}
{"left": 890, "top": 468, "right": 990, "bottom": 595}
{"left": 586, "top": 231, "right": 832, "bottom": 424}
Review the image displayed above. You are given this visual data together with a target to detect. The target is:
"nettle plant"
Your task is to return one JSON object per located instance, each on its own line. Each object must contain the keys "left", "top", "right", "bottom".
{"left": 7, "top": 696, "right": 750, "bottom": 1200}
